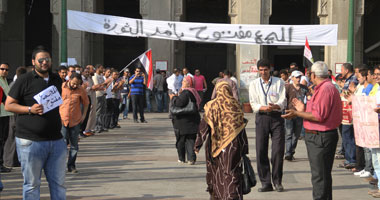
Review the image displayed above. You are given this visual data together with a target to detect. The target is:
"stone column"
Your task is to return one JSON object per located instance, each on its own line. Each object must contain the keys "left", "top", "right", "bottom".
{"left": 172, "top": 0, "right": 184, "bottom": 72}
{"left": 0, "top": 0, "right": 25, "bottom": 75}
{"left": 52, "top": 0, "right": 102, "bottom": 67}
{"left": 319, "top": 0, "right": 364, "bottom": 72}
{"left": 354, "top": 0, "right": 364, "bottom": 66}
{"left": 51, "top": 0, "right": 60, "bottom": 68}
{"left": 140, "top": 0, "right": 178, "bottom": 72}
{"left": 232, "top": 0, "right": 271, "bottom": 100}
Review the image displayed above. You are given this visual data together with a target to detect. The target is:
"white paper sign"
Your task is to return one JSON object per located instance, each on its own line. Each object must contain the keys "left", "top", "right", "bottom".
{"left": 155, "top": 61, "right": 168, "bottom": 71}
{"left": 33, "top": 86, "right": 63, "bottom": 114}
{"left": 67, "top": 58, "right": 77, "bottom": 66}
{"left": 68, "top": 10, "right": 338, "bottom": 46}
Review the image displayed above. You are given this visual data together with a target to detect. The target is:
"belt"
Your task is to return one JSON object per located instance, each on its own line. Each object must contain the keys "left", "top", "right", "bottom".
{"left": 305, "top": 129, "right": 336, "bottom": 134}
{"left": 258, "top": 111, "right": 281, "bottom": 116}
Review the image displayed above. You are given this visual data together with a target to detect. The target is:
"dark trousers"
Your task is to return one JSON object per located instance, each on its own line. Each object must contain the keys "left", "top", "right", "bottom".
{"left": 174, "top": 128, "right": 196, "bottom": 162}
{"left": 111, "top": 98, "right": 120, "bottom": 128}
{"left": 0, "top": 116, "right": 10, "bottom": 166}
{"left": 356, "top": 146, "right": 365, "bottom": 171}
{"left": 80, "top": 95, "right": 92, "bottom": 132}
{"left": 131, "top": 95, "right": 145, "bottom": 121}
{"left": 255, "top": 113, "right": 285, "bottom": 187}
{"left": 95, "top": 96, "right": 106, "bottom": 131}
{"left": 356, "top": 146, "right": 373, "bottom": 173}
{"left": 197, "top": 91, "right": 204, "bottom": 111}
{"left": 3, "top": 115, "right": 19, "bottom": 167}
{"left": 104, "top": 98, "right": 114, "bottom": 129}
{"left": 305, "top": 129, "right": 338, "bottom": 200}
{"left": 342, "top": 124, "right": 356, "bottom": 164}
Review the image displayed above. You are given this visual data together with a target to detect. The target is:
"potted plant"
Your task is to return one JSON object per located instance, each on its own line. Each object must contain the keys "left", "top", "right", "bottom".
{"left": 240, "top": 95, "right": 253, "bottom": 113}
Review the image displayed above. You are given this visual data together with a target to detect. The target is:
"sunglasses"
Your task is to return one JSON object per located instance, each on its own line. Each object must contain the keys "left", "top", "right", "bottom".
{"left": 0, "top": 68, "right": 8, "bottom": 71}
{"left": 37, "top": 57, "right": 51, "bottom": 64}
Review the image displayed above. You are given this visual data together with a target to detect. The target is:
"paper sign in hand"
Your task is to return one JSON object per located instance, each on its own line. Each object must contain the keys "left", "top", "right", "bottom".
{"left": 33, "top": 86, "right": 62, "bottom": 114}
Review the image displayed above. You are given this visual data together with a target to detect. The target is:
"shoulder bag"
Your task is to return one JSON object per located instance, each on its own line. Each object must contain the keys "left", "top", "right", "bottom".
{"left": 170, "top": 96, "right": 197, "bottom": 115}
{"left": 242, "top": 154, "right": 257, "bottom": 194}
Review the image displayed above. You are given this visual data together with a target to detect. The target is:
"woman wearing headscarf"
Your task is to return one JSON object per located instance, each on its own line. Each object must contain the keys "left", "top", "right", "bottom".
{"left": 194, "top": 81, "right": 249, "bottom": 200}
{"left": 169, "top": 75, "right": 201, "bottom": 165}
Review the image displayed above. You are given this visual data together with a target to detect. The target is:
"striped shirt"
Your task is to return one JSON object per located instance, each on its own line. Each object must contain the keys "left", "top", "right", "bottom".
{"left": 129, "top": 75, "right": 144, "bottom": 95}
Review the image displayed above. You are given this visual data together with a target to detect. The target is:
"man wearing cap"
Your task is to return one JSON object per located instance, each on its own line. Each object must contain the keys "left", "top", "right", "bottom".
{"left": 284, "top": 70, "right": 309, "bottom": 161}
{"left": 249, "top": 59, "right": 287, "bottom": 192}
{"left": 282, "top": 61, "right": 342, "bottom": 200}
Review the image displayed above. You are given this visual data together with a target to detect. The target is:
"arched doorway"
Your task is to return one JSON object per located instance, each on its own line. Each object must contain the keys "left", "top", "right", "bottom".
{"left": 25, "top": 0, "right": 52, "bottom": 66}
{"left": 184, "top": 0, "right": 231, "bottom": 101}
{"left": 268, "top": 0, "right": 322, "bottom": 71}
{"left": 103, "top": 0, "right": 146, "bottom": 71}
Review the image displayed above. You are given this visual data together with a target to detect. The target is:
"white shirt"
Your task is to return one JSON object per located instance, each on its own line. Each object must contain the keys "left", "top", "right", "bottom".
{"left": 249, "top": 76, "right": 287, "bottom": 113}
{"left": 105, "top": 82, "right": 113, "bottom": 99}
{"left": 93, "top": 73, "right": 105, "bottom": 97}
{"left": 231, "top": 76, "right": 238, "bottom": 85}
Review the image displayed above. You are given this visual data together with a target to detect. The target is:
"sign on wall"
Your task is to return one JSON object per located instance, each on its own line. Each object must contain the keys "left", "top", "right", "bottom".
{"left": 155, "top": 60, "right": 168, "bottom": 71}
{"left": 240, "top": 59, "right": 259, "bottom": 89}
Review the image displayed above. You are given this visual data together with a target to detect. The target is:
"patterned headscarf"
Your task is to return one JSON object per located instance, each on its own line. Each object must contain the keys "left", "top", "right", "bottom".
{"left": 182, "top": 75, "right": 201, "bottom": 108}
{"left": 204, "top": 81, "right": 246, "bottom": 158}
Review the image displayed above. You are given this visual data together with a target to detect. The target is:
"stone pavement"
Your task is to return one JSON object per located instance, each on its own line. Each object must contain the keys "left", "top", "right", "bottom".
{"left": 0, "top": 113, "right": 375, "bottom": 200}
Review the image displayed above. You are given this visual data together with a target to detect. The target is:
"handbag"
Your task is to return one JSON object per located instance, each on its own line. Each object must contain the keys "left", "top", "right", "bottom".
{"left": 242, "top": 154, "right": 257, "bottom": 195}
{"left": 170, "top": 96, "right": 197, "bottom": 115}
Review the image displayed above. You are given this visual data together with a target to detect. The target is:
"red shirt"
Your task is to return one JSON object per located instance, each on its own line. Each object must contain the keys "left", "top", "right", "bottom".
{"left": 304, "top": 79, "right": 342, "bottom": 131}
{"left": 194, "top": 75, "right": 205, "bottom": 91}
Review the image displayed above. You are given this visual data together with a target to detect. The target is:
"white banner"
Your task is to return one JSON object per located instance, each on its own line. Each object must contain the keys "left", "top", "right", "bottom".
{"left": 68, "top": 10, "right": 338, "bottom": 46}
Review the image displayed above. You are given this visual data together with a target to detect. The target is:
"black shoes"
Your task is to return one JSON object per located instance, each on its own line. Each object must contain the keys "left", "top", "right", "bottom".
{"left": 140, "top": 120, "right": 148, "bottom": 123}
{"left": 0, "top": 166, "right": 11, "bottom": 173}
{"left": 258, "top": 184, "right": 284, "bottom": 192}
{"left": 284, "top": 155, "right": 295, "bottom": 161}
{"left": 274, "top": 184, "right": 284, "bottom": 192}
{"left": 68, "top": 167, "right": 78, "bottom": 173}
{"left": 258, "top": 185, "right": 273, "bottom": 192}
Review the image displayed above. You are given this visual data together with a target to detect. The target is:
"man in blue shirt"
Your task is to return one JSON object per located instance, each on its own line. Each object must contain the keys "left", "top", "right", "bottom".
{"left": 129, "top": 67, "right": 147, "bottom": 123}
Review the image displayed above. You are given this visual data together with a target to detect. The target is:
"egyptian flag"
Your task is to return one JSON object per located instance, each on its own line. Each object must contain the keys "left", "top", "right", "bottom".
{"left": 0, "top": 86, "right": 5, "bottom": 104}
{"left": 126, "top": 49, "right": 153, "bottom": 90}
{"left": 303, "top": 37, "right": 314, "bottom": 68}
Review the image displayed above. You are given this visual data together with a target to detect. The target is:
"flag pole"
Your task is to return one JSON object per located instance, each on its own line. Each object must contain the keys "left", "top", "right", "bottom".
{"left": 119, "top": 49, "right": 152, "bottom": 73}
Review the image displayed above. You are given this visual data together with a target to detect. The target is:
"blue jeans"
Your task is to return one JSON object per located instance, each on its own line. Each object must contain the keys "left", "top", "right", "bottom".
{"left": 0, "top": 173, "right": 3, "bottom": 192}
{"left": 154, "top": 91, "right": 164, "bottom": 112}
{"left": 16, "top": 137, "right": 67, "bottom": 200}
{"left": 122, "top": 94, "right": 130, "bottom": 118}
{"left": 342, "top": 124, "right": 356, "bottom": 164}
{"left": 61, "top": 124, "right": 80, "bottom": 169}
{"left": 285, "top": 117, "right": 303, "bottom": 156}
{"left": 364, "top": 147, "right": 373, "bottom": 172}
{"left": 372, "top": 148, "right": 380, "bottom": 189}
{"left": 145, "top": 89, "right": 152, "bottom": 112}
{"left": 163, "top": 92, "right": 168, "bottom": 112}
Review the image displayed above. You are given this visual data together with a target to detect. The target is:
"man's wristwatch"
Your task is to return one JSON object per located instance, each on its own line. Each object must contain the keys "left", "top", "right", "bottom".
{"left": 28, "top": 106, "right": 31, "bottom": 115}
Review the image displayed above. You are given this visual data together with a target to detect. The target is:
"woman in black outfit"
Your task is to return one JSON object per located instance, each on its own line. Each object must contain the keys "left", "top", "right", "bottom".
{"left": 169, "top": 76, "right": 201, "bottom": 165}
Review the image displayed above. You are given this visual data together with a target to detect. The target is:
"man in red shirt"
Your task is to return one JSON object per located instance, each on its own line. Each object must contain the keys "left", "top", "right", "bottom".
{"left": 282, "top": 61, "right": 342, "bottom": 200}
{"left": 193, "top": 69, "right": 207, "bottom": 111}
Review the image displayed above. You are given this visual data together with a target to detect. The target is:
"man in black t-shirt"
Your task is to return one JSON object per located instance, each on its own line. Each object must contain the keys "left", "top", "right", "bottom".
{"left": 5, "top": 46, "right": 66, "bottom": 199}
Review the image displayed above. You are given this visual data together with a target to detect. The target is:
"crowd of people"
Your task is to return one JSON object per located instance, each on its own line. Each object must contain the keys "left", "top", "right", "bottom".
{"left": 1, "top": 45, "right": 380, "bottom": 200}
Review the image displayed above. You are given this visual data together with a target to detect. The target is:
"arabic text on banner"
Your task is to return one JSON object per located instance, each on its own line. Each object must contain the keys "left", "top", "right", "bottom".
{"left": 68, "top": 10, "right": 338, "bottom": 46}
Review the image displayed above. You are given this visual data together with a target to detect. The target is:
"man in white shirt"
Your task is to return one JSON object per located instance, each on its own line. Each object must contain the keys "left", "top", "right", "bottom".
{"left": 182, "top": 67, "right": 193, "bottom": 79}
{"left": 249, "top": 59, "right": 287, "bottom": 193}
